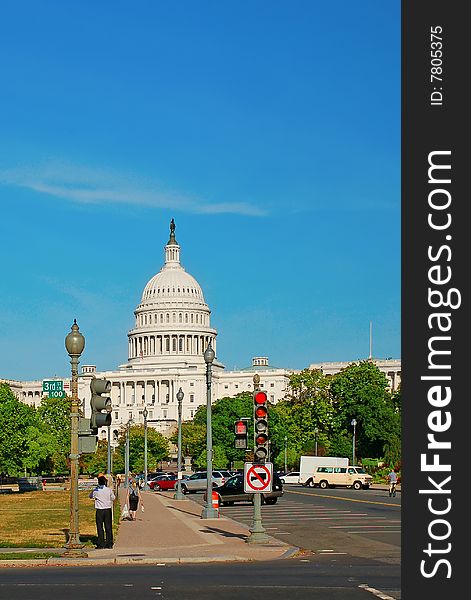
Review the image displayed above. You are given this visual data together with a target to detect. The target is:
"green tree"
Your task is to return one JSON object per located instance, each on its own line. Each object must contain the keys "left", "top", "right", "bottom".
{"left": 194, "top": 444, "right": 228, "bottom": 470}
{"left": 169, "top": 421, "right": 206, "bottom": 461}
{"left": 80, "top": 439, "right": 109, "bottom": 475}
{"left": 115, "top": 425, "right": 170, "bottom": 474}
{"left": 0, "top": 383, "right": 50, "bottom": 475}
{"left": 271, "top": 369, "right": 335, "bottom": 466}
{"left": 329, "top": 360, "right": 401, "bottom": 462}
{"left": 192, "top": 393, "right": 255, "bottom": 468}
{"left": 37, "top": 396, "right": 71, "bottom": 473}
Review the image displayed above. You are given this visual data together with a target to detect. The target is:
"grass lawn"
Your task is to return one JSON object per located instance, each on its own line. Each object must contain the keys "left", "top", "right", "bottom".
{"left": 0, "top": 552, "right": 62, "bottom": 560}
{"left": 0, "top": 490, "right": 120, "bottom": 548}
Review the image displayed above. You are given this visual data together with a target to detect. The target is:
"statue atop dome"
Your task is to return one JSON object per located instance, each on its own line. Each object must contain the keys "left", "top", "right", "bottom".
{"left": 168, "top": 218, "right": 177, "bottom": 245}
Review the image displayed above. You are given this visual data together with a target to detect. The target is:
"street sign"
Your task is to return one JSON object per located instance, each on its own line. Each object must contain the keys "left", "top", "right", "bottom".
{"left": 244, "top": 462, "right": 273, "bottom": 493}
{"left": 42, "top": 380, "right": 66, "bottom": 398}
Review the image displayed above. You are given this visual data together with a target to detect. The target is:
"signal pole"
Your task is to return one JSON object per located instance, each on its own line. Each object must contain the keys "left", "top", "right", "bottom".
{"left": 246, "top": 373, "right": 270, "bottom": 544}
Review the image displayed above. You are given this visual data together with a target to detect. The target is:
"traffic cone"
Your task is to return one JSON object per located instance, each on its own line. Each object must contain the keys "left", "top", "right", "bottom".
{"left": 211, "top": 491, "right": 219, "bottom": 516}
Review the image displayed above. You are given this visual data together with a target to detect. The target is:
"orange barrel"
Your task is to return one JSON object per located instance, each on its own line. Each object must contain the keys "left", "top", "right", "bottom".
{"left": 211, "top": 491, "right": 219, "bottom": 515}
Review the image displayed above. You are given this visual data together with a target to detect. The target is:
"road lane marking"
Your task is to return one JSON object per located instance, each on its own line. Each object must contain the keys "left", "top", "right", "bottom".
{"left": 330, "top": 525, "right": 400, "bottom": 528}
{"left": 284, "top": 489, "right": 400, "bottom": 507}
{"left": 348, "top": 530, "right": 400, "bottom": 534}
{"left": 359, "top": 583, "right": 397, "bottom": 600}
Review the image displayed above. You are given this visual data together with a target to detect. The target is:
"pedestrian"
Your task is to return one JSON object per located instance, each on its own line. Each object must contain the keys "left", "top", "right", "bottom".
{"left": 89, "top": 475, "right": 116, "bottom": 549}
{"left": 387, "top": 468, "right": 398, "bottom": 497}
{"left": 126, "top": 480, "right": 144, "bottom": 520}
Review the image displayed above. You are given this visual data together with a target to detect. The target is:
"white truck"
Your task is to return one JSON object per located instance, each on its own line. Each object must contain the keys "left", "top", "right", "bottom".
{"left": 299, "top": 456, "right": 349, "bottom": 487}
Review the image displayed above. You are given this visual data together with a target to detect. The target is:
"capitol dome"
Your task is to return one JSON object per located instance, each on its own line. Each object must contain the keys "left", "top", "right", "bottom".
{"left": 141, "top": 262, "right": 206, "bottom": 308}
{"left": 126, "top": 219, "right": 218, "bottom": 367}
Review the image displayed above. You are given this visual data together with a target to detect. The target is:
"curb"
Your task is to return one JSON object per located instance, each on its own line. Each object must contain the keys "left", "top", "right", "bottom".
{"left": 0, "top": 546, "right": 299, "bottom": 568}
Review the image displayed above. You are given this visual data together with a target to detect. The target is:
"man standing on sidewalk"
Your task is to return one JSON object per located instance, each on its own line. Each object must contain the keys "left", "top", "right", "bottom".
{"left": 89, "top": 475, "right": 116, "bottom": 549}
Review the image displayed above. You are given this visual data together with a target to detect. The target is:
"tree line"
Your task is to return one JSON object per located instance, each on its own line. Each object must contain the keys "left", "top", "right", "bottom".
{"left": 0, "top": 360, "right": 400, "bottom": 476}
{"left": 171, "top": 360, "right": 401, "bottom": 471}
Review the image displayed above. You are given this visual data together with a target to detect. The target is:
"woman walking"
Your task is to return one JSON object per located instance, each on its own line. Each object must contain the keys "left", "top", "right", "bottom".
{"left": 126, "top": 480, "right": 143, "bottom": 521}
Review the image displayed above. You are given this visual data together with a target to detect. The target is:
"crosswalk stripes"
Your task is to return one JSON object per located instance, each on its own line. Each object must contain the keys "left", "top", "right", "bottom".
{"left": 218, "top": 499, "right": 400, "bottom": 535}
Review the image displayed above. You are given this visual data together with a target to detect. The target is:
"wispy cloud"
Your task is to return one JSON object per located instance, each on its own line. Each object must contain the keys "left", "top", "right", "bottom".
{"left": 0, "top": 161, "right": 266, "bottom": 216}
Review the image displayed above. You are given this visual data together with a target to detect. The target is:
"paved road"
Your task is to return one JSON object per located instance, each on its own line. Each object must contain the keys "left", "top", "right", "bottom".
{"left": 0, "top": 559, "right": 401, "bottom": 600}
{"left": 194, "top": 484, "right": 401, "bottom": 564}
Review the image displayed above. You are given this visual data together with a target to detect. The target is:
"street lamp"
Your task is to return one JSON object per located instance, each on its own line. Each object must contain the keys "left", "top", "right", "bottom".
{"left": 63, "top": 319, "right": 87, "bottom": 557}
{"left": 174, "top": 387, "right": 184, "bottom": 500}
{"left": 314, "top": 427, "right": 319, "bottom": 457}
{"left": 284, "top": 436, "right": 288, "bottom": 474}
{"left": 201, "top": 340, "right": 218, "bottom": 519}
{"left": 351, "top": 418, "right": 357, "bottom": 466}
{"left": 142, "top": 407, "right": 149, "bottom": 490}
{"left": 124, "top": 418, "right": 133, "bottom": 488}
{"left": 107, "top": 424, "right": 112, "bottom": 476}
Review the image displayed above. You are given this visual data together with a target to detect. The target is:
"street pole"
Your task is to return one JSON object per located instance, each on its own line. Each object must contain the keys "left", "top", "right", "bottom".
{"left": 351, "top": 418, "right": 357, "bottom": 465}
{"left": 107, "top": 425, "right": 111, "bottom": 475}
{"left": 314, "top": 427, "right": 319, "bottom": 457}
{"left": 246, "top": 373, "right": 269, "bottom": 544}
{"left": 142, "top": 408, "right": 149, "bottom": 490}
{"left": 284, "top": 436, "right": 287, "bottom": 473}
{"left": 201, "top": 341, "right": 218, "bottom": 519}
{"left": 174, "top": 387, "right": 184, "bottom": 500}
{"left": 63, "top": 319, "right": 87, "bottom": 558}
{"left": 125, "top": 420, "right": 131, "bottom": 488}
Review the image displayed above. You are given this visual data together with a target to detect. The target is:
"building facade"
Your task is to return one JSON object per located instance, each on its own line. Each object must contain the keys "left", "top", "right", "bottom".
{"left": 3, "top": 221, "right": 293, "bottom": 443}
{"left": 308, "top": 359, "right": 401, "bottom": 392}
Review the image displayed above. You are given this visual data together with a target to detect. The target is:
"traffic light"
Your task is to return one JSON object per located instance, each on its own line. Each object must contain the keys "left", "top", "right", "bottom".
{"left": 234, "top": 418, "right": 249, "bottom": 449}
{"left": 90, "top": 378, "right": 112, "bottom": 435}
{"left": 253, "top": 390, "right": 269, "bottom": 462}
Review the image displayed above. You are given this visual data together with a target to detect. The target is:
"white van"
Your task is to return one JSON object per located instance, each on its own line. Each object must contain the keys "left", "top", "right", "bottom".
{"left": 311, "top": 466, "right": 372, "bottom": 490}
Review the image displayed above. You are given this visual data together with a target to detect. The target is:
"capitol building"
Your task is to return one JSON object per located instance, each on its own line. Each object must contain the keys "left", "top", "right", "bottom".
{"left": 3, "top": 220, "right": 401, "bottom": 444}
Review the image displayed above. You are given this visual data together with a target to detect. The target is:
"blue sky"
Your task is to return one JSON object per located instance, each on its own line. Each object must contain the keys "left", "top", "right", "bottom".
{"left": 0, "top": 1, "right": 400, "bottom": 381}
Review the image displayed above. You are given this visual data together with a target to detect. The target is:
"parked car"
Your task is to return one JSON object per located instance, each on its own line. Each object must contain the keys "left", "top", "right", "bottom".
{"left": 151, "top": 474, "right": 178, "bottom": 491}
{"left": 279, "top": 471, "right": 300, "bottom": 485}
{"left": 207, "top": 473, "right": 284, "bottom": 506}
{"left": 148, "top": 474, "right": 170, "bottom": 490}
{"left": 180, "top": 471, "right": 229, "bottom": 494}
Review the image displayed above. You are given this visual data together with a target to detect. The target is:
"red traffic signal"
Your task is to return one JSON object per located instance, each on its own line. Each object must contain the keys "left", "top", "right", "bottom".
{"left": 254, "top": 391, "right": 267, "bottom": 405}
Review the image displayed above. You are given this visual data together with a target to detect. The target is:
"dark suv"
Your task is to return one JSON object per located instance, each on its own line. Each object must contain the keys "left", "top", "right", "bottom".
{"left": 210, "top": 473, "right": 284, "bottom": 506}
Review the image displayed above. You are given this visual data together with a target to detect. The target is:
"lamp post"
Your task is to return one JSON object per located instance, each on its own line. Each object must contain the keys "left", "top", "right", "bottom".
{"left": 107, "top": 425, "right": 111, "bottom": 475}
{"left": 174, "top": 387, "right": 184, "bottom": 500}
{"left": 351, "top": 418, "right": 357, "bottom": 466}
{"left": 124, "top": 419, "right": 132, "bottom": 488}
{"left": 314, "top": 427, "right": 319, "bottom": 457}
{"left": 63, "top": 319, "right": 87, "bottom": 557}
{"left": 201, "top": 341, "right": 218, "bottom": 519}
{"left": 284, "top": 436, "right": 288, "bottom": 474}
{"left": 142, "top": 407, "right": 149, "bottom": 490}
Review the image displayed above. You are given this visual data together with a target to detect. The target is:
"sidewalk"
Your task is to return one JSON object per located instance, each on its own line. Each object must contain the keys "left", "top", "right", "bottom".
{"left": 0, "top": 488, "right": 298, "bottom": 567}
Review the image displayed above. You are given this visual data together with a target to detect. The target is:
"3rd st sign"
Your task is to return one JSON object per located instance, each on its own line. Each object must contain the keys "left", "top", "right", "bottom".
{"left": 42, "top": 380, "right": 66, "bottom": 399}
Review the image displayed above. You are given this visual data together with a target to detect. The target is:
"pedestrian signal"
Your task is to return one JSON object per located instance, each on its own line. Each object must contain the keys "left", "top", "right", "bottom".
{"left": 234, "top": 418, "right": 248, "bottom": 449}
